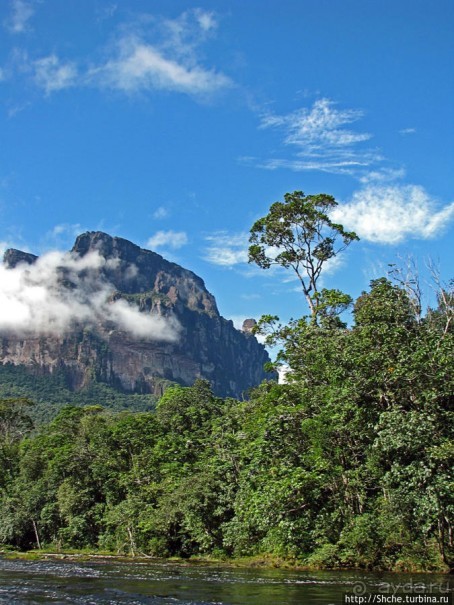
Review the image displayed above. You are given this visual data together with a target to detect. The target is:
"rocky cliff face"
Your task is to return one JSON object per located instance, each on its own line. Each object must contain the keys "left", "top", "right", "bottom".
{"left": 0, "top": 232, "right": 272, "bottom": 398}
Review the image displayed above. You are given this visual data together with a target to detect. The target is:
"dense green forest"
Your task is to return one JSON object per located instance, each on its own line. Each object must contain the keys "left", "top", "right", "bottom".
{"left": 0, "top": 364, "right": 158, "bottom": 424}
{"left": 0, "top": 192, "right": 452, "bottom": 571}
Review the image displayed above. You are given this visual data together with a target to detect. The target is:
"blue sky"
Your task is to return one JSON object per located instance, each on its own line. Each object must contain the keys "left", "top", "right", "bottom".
{"left": 0, "top": 0, "right": 453, "bottom": 332}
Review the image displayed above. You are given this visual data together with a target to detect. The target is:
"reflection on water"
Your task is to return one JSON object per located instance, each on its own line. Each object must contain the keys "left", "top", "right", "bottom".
{"left": 0, "top": 556, "right": 451, "bottom": 605}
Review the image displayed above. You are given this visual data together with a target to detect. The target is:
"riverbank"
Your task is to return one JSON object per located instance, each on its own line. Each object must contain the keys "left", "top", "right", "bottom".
{"left": 1, "top": 548, "right": 450, "bottom": 574}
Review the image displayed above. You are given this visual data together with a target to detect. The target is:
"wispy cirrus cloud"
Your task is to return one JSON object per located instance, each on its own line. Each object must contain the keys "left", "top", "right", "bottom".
{"left": 202, "top": 231, "right": 312, "bottom": 279}
{"left": 89, "top": 9, "right": 230, "bottom": 97}
{"left": 202, "top": 232, "right": 249, "bottom": 267}
{"left": 152, "top": 206, "right": 169, "bottom": 220}
{"left": 202, "top": 228, "right": 348, "bottom": 306}
{"left": 358, "top": 167, "right": 406, "bottom": 185}
{"left": 51, "top": 223, "right": 84, "bottom": 238}
{"left": 17, "top": 8, "right": 231, "bottom": 98}
{"left": 45, "top": 223, "right": 86, "bottom": 248}
{"left": 33, "top": 54, "right": 78, "bottom": 94}
{"left": 250, "top": 98, "right": 381, "bottom": 177}
{"left": 159, "top": 7, "right": 218, "bottom": 54}
{"left": 147, "top": 230, "right": 188, "bottom": 250}
{"left": 260, "top": 98, "right": 371, "bottom": 146}
{"left": 91, "top": 36, "right": 230, "bottom": 95}
{"left": 4, "top": 0, "right": 35, "bottom": 34}
{"left": 332, "top": 185, "right": 454, "bottom": 244}
{"left": 90, "top": 9, "right": 229, "bottom": 96}
{"left": 95, "top": 3, "right": 118, "bottom": 23}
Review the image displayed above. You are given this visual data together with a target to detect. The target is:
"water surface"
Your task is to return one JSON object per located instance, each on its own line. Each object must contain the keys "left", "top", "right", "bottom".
{"left": 0, "top": 556, "right": 451, "bottom": 605}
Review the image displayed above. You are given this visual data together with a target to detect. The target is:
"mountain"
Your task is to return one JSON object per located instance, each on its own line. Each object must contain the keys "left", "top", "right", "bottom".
{"left": 0, "top": 232, "right": 272, "bottom": 405}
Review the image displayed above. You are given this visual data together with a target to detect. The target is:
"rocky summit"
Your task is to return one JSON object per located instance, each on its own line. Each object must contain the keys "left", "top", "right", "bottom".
{"left": 0, "top": 232, "right": 272, "bottom": 399}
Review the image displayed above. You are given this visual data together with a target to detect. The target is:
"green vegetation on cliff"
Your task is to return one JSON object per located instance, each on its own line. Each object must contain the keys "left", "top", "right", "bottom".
{"left": 0, "top": 364, "right": 158, "bottom": 424}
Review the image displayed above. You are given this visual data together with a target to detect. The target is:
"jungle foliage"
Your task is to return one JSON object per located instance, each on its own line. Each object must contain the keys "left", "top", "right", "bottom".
{"left": 0, "top": 275, "right": 451, "bottom": 570}
{"left": 0, "top": 192, "right": 452, "bottom": 571}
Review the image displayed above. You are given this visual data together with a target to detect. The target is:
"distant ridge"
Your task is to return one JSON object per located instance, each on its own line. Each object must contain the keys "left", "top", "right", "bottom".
{"left": 1, "top": 232, "right": 273, "bottom": 403}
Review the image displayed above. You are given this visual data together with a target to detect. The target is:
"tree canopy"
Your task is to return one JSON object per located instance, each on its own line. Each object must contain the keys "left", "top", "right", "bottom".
{"left": 248, "top": 191, "right": 358, "bottom": 320}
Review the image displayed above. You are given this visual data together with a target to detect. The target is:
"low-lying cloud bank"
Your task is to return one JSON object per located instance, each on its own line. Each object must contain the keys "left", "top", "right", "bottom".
{"left": 0, "top": 249, "right": 180, "bottom": 341}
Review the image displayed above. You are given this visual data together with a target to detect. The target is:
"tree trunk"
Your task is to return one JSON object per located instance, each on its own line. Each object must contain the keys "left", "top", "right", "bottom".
{"left": 32, "top": 519, "right": 41, "bottom": 550}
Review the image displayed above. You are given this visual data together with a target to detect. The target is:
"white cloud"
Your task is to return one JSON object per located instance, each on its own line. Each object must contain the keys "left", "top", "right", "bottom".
{"left": 160, "top": 9, "right": 218, "bottom": 57}
{"left": 359, "top": 167, "right": 406, "bottom": 184}
{"left": 256, "top": 98, "right": 379, "bottom": 176}
{"left": 17, "top": 9, "right": 230, "bottom": 98}
{"left": 5, "top": 0, "right": 34, "bottom": 34}
{"left": 7, "top": 101, "right": 31, "bottom": 118}
{"left": 323, "top": 254, "right": 346, "bottom": 275}
{"left": 152, "top": 206, "right": 169, "bottom": 219}
{"left": 95, "top": 3, "right": 118, "bottom": 22}
{"left": 267, "top": 98, "right": 371, "bottom": 147}
{"left": 203, "top": 232, "right": 284, "bottom": 274}
{"left": 256, "top": 156, "right": 379, "bottom": 175}
{"left": 203, "top": 232, "right": 249, "bottom": 267}
{"left": 147, "top": 230, "right": 188, "bottom": 250}
{"left": 88, "top": 9, "right": 230, "bottom": 97}
{"left": 399, "top": 128, "right": 416, "bottom": 135}
{"left": 45, "top": 223, "right": 86, "bottom": 248}
{"left": 0, "top": 241, "right": 10, "bottom": 259}
{"left": 331, "top": 185, "right": 454, "bottom": 244}
{"left": 194, "top": 9, "right": 217, "bottom": 33}
{"left": 33, "top": 55, "right": 78, "bottom": 93}
{"left": 51, "top": 223, "right": 83, "bottom": 238}
{"left": 107, "top": 297, "right": 180, "bottom": 340}
{"left": 0, "top": 249, "right": 180, "bottom": 340}
{"left": 91, "top": 36, "right": 230, "bottom": 95}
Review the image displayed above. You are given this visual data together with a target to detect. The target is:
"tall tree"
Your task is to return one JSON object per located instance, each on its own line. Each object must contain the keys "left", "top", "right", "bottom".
{"left": 248, "top": 191, "right": 358, "bottom": 320}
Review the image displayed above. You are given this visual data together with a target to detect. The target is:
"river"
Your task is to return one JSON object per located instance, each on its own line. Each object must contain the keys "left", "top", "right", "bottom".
{"left": 0, "top": 556, "right": 451, "bottom": 604}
